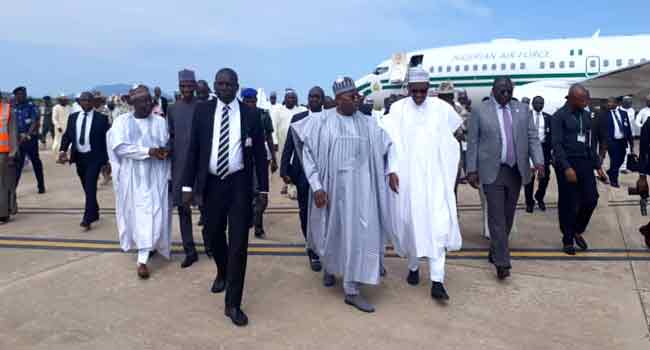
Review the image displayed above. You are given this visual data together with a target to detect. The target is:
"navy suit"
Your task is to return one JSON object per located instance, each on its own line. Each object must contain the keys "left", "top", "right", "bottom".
{"left": 280, "top": 111, "right": 318, "bottom": 259}
{"left": 60, "top": 111, "right": 110, "bottom": 224}
{"left": 604, "top": 109, "right": 633, "bottom": 185}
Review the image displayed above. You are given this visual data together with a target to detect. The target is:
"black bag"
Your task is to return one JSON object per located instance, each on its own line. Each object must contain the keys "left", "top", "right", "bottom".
{"left": 627, "top": 153, "right": 640, "bottom": 172}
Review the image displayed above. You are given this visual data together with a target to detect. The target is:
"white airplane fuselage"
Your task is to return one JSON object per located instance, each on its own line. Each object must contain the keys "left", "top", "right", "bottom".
{"left": 357, "top": 34, "right": 650, "bottom": 113}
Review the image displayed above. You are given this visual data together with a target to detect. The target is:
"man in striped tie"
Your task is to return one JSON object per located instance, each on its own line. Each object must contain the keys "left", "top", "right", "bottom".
{"left": 182, "top": 68, "right": 269, "bottom": 327}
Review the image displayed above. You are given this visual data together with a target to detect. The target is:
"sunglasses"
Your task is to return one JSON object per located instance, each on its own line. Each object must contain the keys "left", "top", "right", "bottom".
{"left": 411, "top": 89, "right": 428, "bottom": 94}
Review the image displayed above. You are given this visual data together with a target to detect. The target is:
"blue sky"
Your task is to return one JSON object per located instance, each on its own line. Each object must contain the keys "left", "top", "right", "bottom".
{"left": 1, "top": 0, "right": 648, "bottom": 99}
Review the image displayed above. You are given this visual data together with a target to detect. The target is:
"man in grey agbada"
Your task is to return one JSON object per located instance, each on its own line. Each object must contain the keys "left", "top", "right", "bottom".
{"left": 168, "top": 69, "right": 204, "bottom": 268}
{"left": 291, "top": 77, "right": 398, "bottom": 313}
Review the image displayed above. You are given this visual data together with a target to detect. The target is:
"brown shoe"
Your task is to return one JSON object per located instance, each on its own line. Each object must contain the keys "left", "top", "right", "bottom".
{"left": 137, "top": 264, "right": 150, "bottom": 279}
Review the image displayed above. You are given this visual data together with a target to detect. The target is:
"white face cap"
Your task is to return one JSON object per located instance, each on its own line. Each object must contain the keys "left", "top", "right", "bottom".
{"left": 407, "top": 67, "right": 429, "bottom": 83}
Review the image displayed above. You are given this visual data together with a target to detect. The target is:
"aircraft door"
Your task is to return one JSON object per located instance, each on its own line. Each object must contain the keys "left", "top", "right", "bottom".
{"left": 586, "top": 56, "right": 601, "bottom": 77}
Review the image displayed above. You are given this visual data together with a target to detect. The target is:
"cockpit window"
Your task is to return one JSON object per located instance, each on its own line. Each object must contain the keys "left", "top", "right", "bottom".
{"left": 373, "top": 66, "right": 389, "bottom": 75}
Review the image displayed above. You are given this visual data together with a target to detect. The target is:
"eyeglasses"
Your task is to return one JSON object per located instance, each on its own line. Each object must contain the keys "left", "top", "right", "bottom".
{"left": 410, "top": 89, "right": 428, "bottom": 94}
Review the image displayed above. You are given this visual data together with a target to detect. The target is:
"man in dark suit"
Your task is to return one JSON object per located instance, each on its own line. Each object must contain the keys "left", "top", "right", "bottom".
{"left": 57, "top": 91, "right": 110, "bottom": 230}
{"left": 182, "top": 68, "right": 268, "bottom": 327}
{"left": 603, "top": 97, "right": 634, "bottom": 187}
{"left": 280, "top": 86, "right": 325, "bottom": 272}
{"left": 525, "top": 96, "right": 553, "bottom": 212}
{"left": 154, "top": 87, "right": 168, "bottom": 116}
{"left": 635, "top": 118, "right": 650, "bottom": 249}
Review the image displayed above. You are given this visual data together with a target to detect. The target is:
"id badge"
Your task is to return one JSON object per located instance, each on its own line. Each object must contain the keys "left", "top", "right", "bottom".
{"left": 577, "top": 134, "right": 586, "bottom": 143}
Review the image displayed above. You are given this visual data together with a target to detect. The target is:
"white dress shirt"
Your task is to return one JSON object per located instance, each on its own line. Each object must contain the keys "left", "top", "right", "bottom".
{"left": 76, "top": 110, "right": 93, "bottom": 153}
{"left": 494, "top": 100, "right": 511, "bottom": 164}
{"left": 636, "top": 107, "right": 650, "bottom": 129}
{"left": 534, "top": 111, "right": 545, "bottom": 143}
{"left": 611, "top": 109, "right": 624, "bottom": 140}
{"left": 209, "top": 99, "right": 243, "bottom": 176}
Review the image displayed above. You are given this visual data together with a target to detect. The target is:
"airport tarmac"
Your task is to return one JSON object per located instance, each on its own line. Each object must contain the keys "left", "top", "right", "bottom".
{"left": 1, "top": 149, "right": 649, "bottom": 349}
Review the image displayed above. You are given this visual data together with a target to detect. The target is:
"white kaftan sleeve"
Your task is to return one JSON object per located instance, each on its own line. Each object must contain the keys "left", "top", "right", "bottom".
{"left": 302, "top": 146, "right": 323, "bottom": 192}
{"left": 114, "top": 144, "right": 151, "bottom": 160}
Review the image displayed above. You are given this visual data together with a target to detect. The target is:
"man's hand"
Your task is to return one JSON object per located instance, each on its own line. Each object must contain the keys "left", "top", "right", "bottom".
{"left": 637, "top": 175, "right": 648, "bottom": 194}
{"left": 467, "top": 172, "right": 480, "bottom": 189}
{"left": 388, "top": 173, "right": 399, "bottom": 193}
{"left": 57, "top": 151, "right": 68, "bottom": 164}
{"left": 535, "top": 164, "right": 545, "bottom": 179}
{"left": 18, "top": 133, "right": 28, "bottom": 143}
{"left": 182, "top": 190, "right": 193, "bottom": 206}
{"left": 7, "top": 156, "right": 15, "bottom": 166}
{"left": 149, "top": 148, "right": 167, "bottom": 160}
{"left": 270, "top": 159, "right": 278, "bottom": 173}
{"left": 564, "top": 168, "right": 577, "bottom": 183}
{"left": 57, "top": 128, "right": 63, "bottom": 133}
{"left": 274, "top": 144, "right": 279, "bottom": 152}
{"left": 282, "top": 176, "right": 292, "bottom": 185}
{"left": 314, "top": 190, "right": 328, "bottom": 208}
{"left": 596, "top": 168, "right": 608, "bottom": 184}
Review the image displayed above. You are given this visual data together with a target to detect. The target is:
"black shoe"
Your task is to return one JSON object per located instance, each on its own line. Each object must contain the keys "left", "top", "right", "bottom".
{"left": 406, "top": 269, "right": 420, "bottom": 286}
{"left": 344, "top": 294, "right": 375, "bottom": 313}
{"left": 254, "top": 229, "right": 266, "bottom": 239}
{"left": 611, "top": 182, "right": 620, "bottom": 188}
{"left": 149, "top": 250, "right": 157, "bottom": 258}
{"left": 80, "top": 221, "right": 91, "bottom": 231}
{"left": 563, "top": 244, "right": 576, "bottom": 256}
{"left": 224, "top": 307, "right": 248, "bottom": 327}
{"left": 380, "top": 265, "right": 387, "bottom": 277}
{"left": 537, "top": 200, "right": 546, "bottom": 211}
{"left": 526, "top": 203, "right": 534, "bottom": 213}
{"left": 309, "top": 256, "right": 322, "bottom": 272}
{"left": 488, "top": 251, "right": 494, "bottom": 264}
{"left": 180, "top": 254, "right": 198, "bottom": 268}
{"left": 431, "top": 282, "right": 450, "bottom": 301}
{"left": 211, "top": 276, "right": 227, "bottom": 293}
{"left": 575, "top": 235, "right": 588, "bottom": 251}
{"left": 204, "top": 248, "right": 213, "bottom": 258}
{"left": 0, "top": 216, "right": 9, "bottom": 224}
{"left": 323, "top": 272, "right": 336, "bottom": 287}
{"left": 496, "top": 266, "right": 510, "bottom": 280}
{"left": 38, "top": 188, "right": 46, "bottom": 194}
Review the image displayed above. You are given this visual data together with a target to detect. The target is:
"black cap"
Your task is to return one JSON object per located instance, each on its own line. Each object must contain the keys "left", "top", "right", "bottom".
{"left": 13, "top": 86, "right": 26, "bottom": 94}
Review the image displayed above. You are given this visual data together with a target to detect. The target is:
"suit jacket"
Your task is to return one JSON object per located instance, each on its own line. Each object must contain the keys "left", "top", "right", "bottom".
{"left": 640, "top": 119, "right": 650, "bottom": 174}
{"left": 60, "top": 110, "right": 110, "bottom": 164}
{"left": 183, "top": 99, "right": 269, "bottom": 198}
{"left": 280, "top": 111, "right": 309, "bottom": 184}
{"left": 160, "top": 96, "right": 168, "bottom": 116}
{"left": 604, "top": 109, "right": 633, "bottom": 149}
{"left": 466, "top": 99, "right": 544, "bottom": 185}
{"left": 591, "top": 111, "right": 609, "bottom": 157}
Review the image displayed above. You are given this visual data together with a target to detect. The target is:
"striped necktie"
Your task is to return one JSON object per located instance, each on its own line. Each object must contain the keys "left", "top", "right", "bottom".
{"left": 216, "top": 105, "right": 230, "bottom": 178}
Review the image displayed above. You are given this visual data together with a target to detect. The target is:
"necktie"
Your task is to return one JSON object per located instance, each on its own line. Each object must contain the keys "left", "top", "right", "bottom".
{"left": 216, "top": 105, "right": 230, "bottom": 178}
{"left": 503, "top": 106, "right": 515, "bottom": 166}
{"left": 79, "top": 112, "right": 88, "bottom": 146}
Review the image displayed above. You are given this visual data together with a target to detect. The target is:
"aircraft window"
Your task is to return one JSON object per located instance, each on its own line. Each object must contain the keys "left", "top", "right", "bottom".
{"left": 473, "top": 64, "right": 478, "bottom": 71}
{"left": 569, "top": 61, "right": 575, "bottom": 68}
{"left": 641, "top": 58, "right": 648, "bottom": 63}
{"left": 373, "top": 66, "right": 389, "bottom": 75}
{"left": 464, "top": 65, "right": 469, "bottom": 71}
{"left": 578, "top": 49, "right": 583, "bottom": 55}
{"left": 455, "top": 65, "right": 460, "bottom": 72}
{"left": 438, "top": 66, "right": 443, "bottom": 73}
{"left": 559, "top": 61, "right": 565, "bottom": 69}
{"left": 603, "top": 59, "right": 609, "bottom": 67}
{"left": 549, "top": 62, "right": 555, "bottom": 69}
{"left": 446, "top": 66, "right": 452, "bottom": 72}
{"left": 540, "top": 62, "right": 545, "bottom": 69}
{"left": 510, "top": 63, "right": 516, "bottom": 70}
{"left": 429, "top": 66, "right": 434, "bottom": 73}
{"left": 570, "top": 49, "right": 575, "bottom": 56}
{"left": 589, "top": 60, "right": 596, "bottom": 68}
{"left": 482, "top": 64, "right": 488, "bottom": 71}
{"left": 491, "top": 64, "right": 497, "bottom": 71}
{"left": 501, "top": 63, "right": 507, "bottom": 70}
{"left": 616, "top": 59, "right": 623, "bottom": 67}
{"left": 629, "top": 59, "right": 635, "bottom": 65}
{"left": 520, "top": 62, "right": 526, "bottom": 69}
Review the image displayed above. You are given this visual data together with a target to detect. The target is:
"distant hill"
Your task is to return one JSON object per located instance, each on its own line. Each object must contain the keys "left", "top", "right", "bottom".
{"left": 91, "top": 84, "right": 132, "bottom": 97}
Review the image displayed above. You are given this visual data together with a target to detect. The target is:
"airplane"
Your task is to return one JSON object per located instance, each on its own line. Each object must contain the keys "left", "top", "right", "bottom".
{"left": 356, "top": 31, "right": 650, "bottom": 132}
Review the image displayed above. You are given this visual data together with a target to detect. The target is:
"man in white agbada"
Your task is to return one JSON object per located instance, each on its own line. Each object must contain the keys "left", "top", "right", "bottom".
{"left": 107, "top": 85, "right": 171, "bottom": 280}
{"left": 381, "top": 67, "right": 462, "bottom": 300}
{"left": 271, "top": 89, "right": 307, "bottom": 195}
{"left": 292, "top": 77, "right": 398, "bottom": 313}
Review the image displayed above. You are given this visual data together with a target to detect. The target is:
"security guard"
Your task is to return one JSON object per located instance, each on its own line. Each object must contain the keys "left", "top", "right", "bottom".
{"left": 551, "top": 84, "right": 607, "bottom": 255}
{"left": 12, "top": 86, "right": 46, "bottom": 193}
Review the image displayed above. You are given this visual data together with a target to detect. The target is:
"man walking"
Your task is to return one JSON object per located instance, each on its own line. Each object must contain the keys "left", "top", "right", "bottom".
{"left": 12, "top": 87, "right": 46, "bottom": 194}
{"left": 524, "top": 96, "right": 553, "bottom": 212}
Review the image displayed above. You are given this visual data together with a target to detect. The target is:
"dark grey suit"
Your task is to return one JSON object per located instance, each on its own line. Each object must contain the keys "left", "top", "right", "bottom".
{"left": 466, "top": 99, "right": 543, "bottom": 268}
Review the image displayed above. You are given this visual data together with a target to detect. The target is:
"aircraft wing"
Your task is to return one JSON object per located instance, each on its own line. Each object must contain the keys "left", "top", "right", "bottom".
{"left": 580, "top": 61, "right": 650, "bottom": 99}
